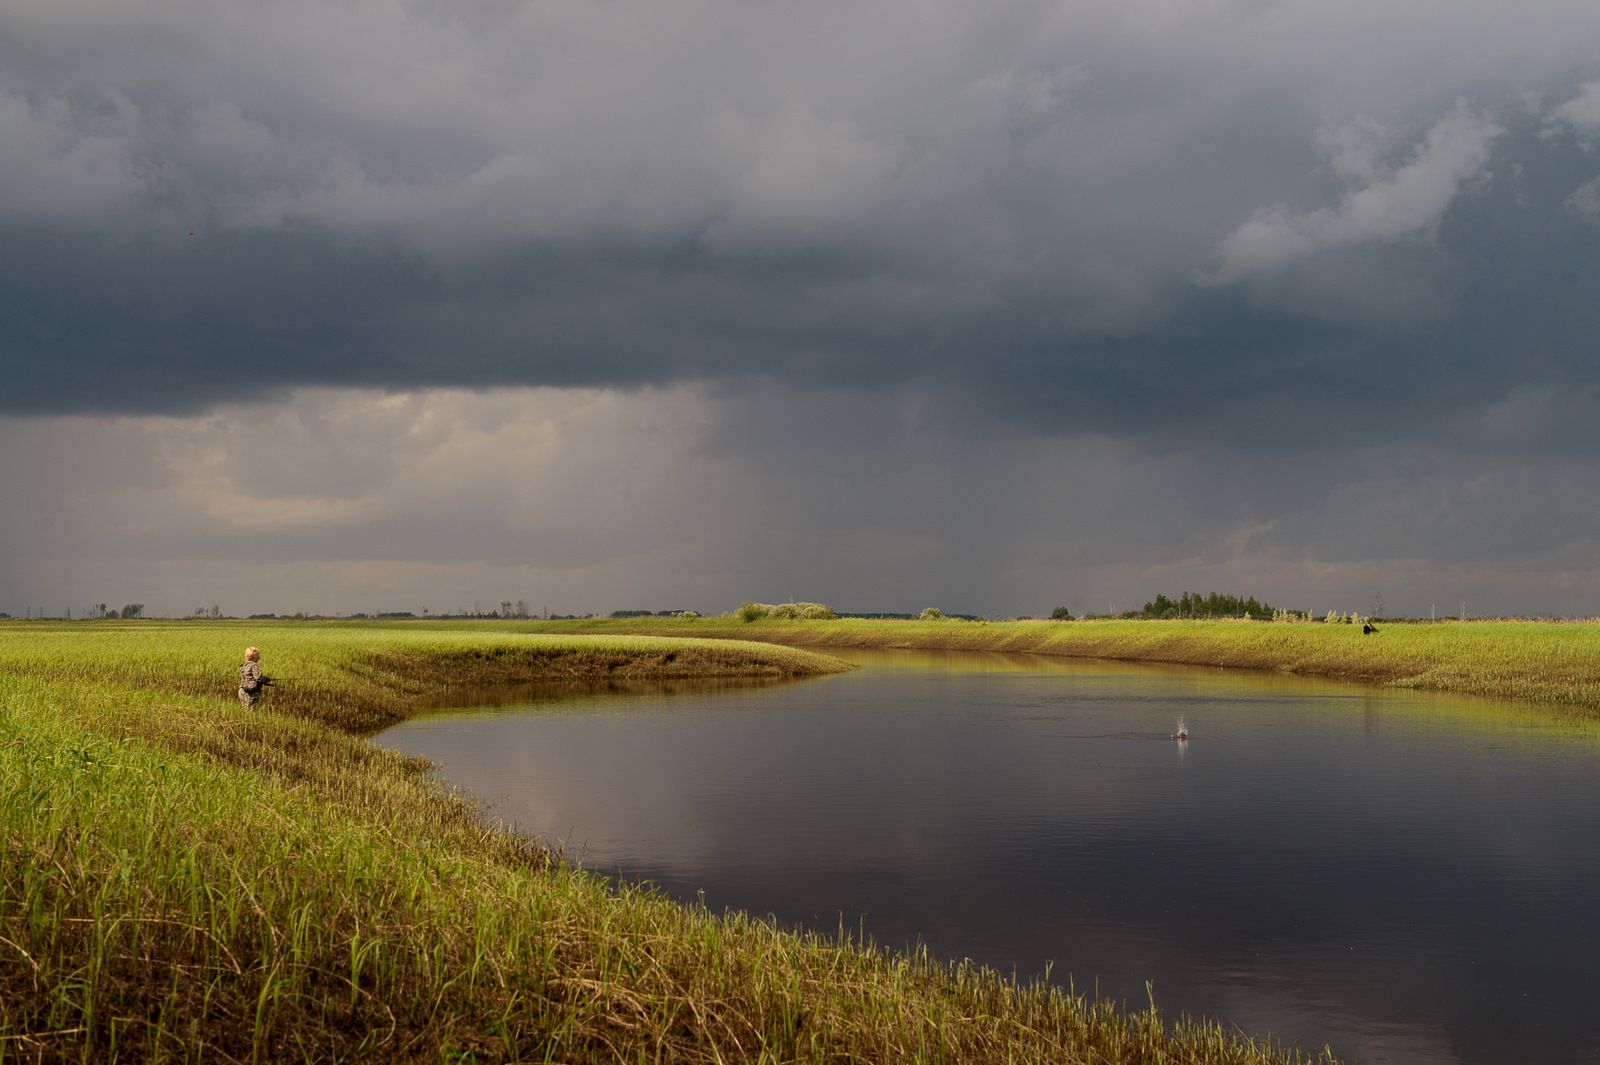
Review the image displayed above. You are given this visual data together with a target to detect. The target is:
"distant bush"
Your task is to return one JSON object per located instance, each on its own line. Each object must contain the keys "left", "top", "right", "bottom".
{"left": 677, "top": 610, "right": 700, "bottom": 620}
{"left": 736, "top": 601, "right": 836, "bottom": 622}
{"left": 784, "top": 602, "right": 835, "bottom": 620}
{"left": 920, "top": 607, "right": 944, "bottom": 620}
{"left": 1050, "top": 606, "right": 1074, "bottom": 620}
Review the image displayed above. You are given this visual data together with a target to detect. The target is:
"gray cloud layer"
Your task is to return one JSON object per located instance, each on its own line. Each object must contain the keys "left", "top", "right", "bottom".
{"left": 4, "top": 1, "right": 1600, "bottom": 615}
{"left": 6, "top": 1, "right": 1600, "bottom": 432}
{"left": 2, "top": 383, "right": 1595, "bottom": 619}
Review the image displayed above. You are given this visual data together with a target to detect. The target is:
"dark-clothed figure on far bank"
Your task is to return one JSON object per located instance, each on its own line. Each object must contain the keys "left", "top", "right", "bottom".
{"left": 239, "top": 646, "right": 275, "bottom": 709}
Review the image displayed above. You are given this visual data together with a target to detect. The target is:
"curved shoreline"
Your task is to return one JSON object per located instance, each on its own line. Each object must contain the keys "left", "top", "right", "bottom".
{"left": 532, "top": 616, "right": 1600, "bottom": 714}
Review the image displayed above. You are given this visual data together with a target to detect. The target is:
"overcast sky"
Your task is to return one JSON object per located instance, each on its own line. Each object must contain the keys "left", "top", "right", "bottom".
{"left": 4, "top": 0, "right": 1600, "bottom": 618}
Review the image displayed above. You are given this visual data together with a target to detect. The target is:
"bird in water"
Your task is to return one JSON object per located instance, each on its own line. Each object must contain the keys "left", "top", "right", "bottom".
{"left": 1173, "top": 718, "right": 1189, "bottom": 741}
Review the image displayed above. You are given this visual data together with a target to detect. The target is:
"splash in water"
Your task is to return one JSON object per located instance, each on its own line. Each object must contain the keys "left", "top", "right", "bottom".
{"left": 1173, "top": 718, "right": 1189, "bottom": 741}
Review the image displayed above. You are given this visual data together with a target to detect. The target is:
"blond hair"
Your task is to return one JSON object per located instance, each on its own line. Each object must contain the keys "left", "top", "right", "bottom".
{"left": 244, "top": 646, "right": 260, "bottom": 661}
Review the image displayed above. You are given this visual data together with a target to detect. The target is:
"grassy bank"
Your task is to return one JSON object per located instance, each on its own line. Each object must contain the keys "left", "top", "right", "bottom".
{"left": 0, "top": 622, "right": 847, "bottom": 733}
{"left": 0, "top": 620, "right": 1338, "bottom": 1064}
{"left": 527, "top": 616, "right": 1600, "bottom": 713}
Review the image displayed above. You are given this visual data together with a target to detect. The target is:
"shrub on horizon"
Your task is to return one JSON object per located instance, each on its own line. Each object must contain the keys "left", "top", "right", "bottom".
{"left": 920, "top": 607, "right": 944, "bottom": 620}
{"left": 780, "top": 602, "right": 836, "bottom": 620}
{"left": 736, "top": 601, "right": 837, "bottom": 622}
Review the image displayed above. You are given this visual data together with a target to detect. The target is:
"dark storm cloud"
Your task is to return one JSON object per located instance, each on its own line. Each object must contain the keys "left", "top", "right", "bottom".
{"left": 8, "top": 0, "right": 1600, "bottom": 446}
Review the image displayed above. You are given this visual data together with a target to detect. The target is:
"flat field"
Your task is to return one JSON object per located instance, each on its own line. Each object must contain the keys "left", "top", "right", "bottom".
{"left": 529, "top": 615, "right": 1600, "bottom": 713}
{"left": 0, "top": 620, "right": 1338, "bottom": 1064}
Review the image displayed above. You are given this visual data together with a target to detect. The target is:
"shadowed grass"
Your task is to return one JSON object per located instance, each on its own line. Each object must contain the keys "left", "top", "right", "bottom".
{"left": 1, "top": 620, "right": 1340, "bottom": 1063}
{"left": 528, "top": 615, "right": 1600, "bottom": 713}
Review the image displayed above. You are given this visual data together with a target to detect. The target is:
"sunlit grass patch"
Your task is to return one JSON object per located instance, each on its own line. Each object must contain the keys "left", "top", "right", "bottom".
{"left": 548, "top": 615, "right": 1600, "bottom": 714}
{"left": 0, "top": 621, "right": 848, "bottom": 732}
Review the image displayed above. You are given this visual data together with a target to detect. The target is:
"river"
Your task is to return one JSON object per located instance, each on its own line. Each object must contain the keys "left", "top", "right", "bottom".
{"left": 376, "top": 648, "right": 1600, "bottom": 1064}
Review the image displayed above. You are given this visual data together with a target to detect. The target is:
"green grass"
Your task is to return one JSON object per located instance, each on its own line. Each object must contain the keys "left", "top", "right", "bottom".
{"left": 0, "top": 620, "right": 1339, "bottom": 1064}
{"left": 528, "top": 615, "right": 1600, "bottom": 713}
{"left": 0, "top": 621, "right": 848, "bottom": 733}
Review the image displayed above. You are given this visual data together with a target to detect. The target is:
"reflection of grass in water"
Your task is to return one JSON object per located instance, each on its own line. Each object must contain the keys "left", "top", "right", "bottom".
{"left": 0, "top": 620, "right": 1343, "bottom": 1064}
{"left": 411, "top": 672, "right": 816, "bottom": 715}
{"left": 539, "top": 616, "right": 1600, "bottom": 716}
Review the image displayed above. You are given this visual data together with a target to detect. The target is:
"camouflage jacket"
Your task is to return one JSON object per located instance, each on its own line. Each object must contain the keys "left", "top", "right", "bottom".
{"left": 240, "top": 661, "right": 263, "bottom": 691}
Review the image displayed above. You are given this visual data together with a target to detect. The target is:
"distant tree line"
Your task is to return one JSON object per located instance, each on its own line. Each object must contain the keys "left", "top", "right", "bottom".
{"left": 82, "top": 603, "right": 144, "bottom": 619}
{"left": 1136, "top": 591, "right": 1273, "bottom": 619}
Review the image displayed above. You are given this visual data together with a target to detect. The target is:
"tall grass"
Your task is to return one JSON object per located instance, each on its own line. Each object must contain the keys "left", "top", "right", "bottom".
{"left": 0, "top": 621, "right": 846, "bottom": 732}
{"left": 0, "top": 620, "right": 1340, "bottom": 1063}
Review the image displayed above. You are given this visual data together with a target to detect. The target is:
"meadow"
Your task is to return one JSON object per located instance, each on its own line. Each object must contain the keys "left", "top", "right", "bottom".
{"left": 0, "top": 620, "right": 1340, "bottom": 1064}
{"left": 0, "top": 622, "right": 850, "bottom": 734}
{"left": 530, "top": 615, "right": 1600, "bottom": 714}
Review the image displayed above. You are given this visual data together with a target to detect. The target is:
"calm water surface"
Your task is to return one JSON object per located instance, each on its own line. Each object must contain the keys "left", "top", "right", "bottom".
{"left": 377, "top": 649, "right": 1600, "bottom": 1065}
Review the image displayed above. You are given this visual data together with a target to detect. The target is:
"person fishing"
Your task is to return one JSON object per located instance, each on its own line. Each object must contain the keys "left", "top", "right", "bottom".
{"left": 238, "top": 646, "right": 276, "bottom": 709}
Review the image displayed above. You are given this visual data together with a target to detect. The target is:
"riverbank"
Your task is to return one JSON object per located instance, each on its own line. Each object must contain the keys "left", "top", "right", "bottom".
{"left": 0, "top": 621, "right": 848, "bottom": 732}
{"left": 527, "top": 616, "right": 1600, "bottom": 713}
{"left": 0, "top": 621, "right": 1337, "bottom": 1063}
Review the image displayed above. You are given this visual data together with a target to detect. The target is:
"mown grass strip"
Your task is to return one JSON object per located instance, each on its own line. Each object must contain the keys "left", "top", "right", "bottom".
{"left": 1, "top": 621, "right": 1339, "bottom": 1063}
